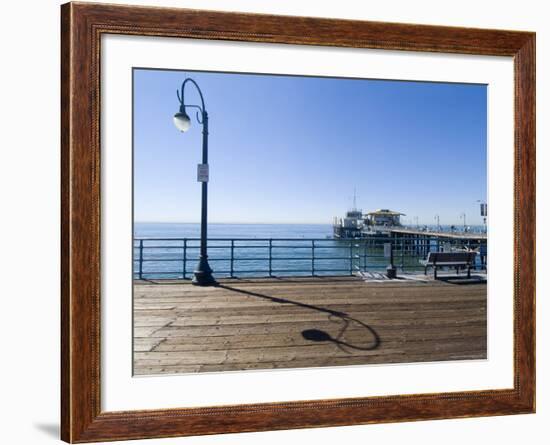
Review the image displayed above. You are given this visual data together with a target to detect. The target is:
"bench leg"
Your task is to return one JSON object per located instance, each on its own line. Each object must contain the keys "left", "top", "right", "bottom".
{"left": 467, "top": 266, "right": 471, "bottom": 279}
{"left": 434, "top": 267, "right": 437, "bottom": 280}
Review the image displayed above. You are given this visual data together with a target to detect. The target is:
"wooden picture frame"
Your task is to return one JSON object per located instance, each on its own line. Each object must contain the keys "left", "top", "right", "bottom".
{"left": 61, "top": 2, "right": 535, "bottom": 442}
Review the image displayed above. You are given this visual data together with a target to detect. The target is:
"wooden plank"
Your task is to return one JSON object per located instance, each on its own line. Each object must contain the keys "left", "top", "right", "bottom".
{"left": 134, "top": 307, "right": 485, "bottom": 324}
{"left": 134, "top": 349, "right": 488, "bottom": 375}
{"left": 144, "top": 333, "right": 487, "bottom": 353}
{"left": 134, "top": 339, "right": 486, "bottom": 366}
{"left": 151, "top": 325, "right": 487, "bottom": 345}
{"left": 136, "top": 321, "right": 485, "bottom": 339}
{"left": 135, "top": 326, "right": 487, "bottom": 354}
{"left": 134, "top": 299, "right": 486, "bottom": 312}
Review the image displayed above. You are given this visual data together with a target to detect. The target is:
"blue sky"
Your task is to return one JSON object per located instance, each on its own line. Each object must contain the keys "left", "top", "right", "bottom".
{"left": 133, "top": 68, "right": 487, "bottom": 225}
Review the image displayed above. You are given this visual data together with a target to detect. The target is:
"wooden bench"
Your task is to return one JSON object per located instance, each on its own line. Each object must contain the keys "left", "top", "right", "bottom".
{"left": 420, "top": 251, "right": 477, "bottom": 279}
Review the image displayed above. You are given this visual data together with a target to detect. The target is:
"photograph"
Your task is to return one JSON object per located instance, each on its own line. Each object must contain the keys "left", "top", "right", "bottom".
{"left": 53, "top": 1, "right": 536, "bottom": 441}
{"left": 132, "top": 68, "right": 489, "bottom": 376}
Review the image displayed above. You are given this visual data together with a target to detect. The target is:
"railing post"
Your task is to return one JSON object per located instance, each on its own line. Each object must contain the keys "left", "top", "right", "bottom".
{"left": 400, "top": 237, "right": 405, "bottom": 272}
{"left": 422, "top": 237, "right": 428, "bottom": 257}
{"left": 311, "top": 240, "right": 315, "bottom": 276}
{"left": 230, "top": 239, "right": 235, "bottom": 278}
{"left": 363, "top": 239, "right": 367, "bottom": 271}
{"left": 138, "top": 239, "right": 143, "bottom": 280}
{"left": 183, "top": 238, "right": 187, "bottom": 279}
{"left": 349, "top": 241, "right": 353, "bottom": 275}
{"left": 269, "top": 239, "right": 273, "bottom": 277}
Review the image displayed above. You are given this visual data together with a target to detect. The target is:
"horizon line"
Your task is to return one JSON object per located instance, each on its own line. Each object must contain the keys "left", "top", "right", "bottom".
{"left": 134, "top": 221, "right": 485, "bottom": 226}
{"left": 135, "top": 221, "right": 332, "bottom": 225}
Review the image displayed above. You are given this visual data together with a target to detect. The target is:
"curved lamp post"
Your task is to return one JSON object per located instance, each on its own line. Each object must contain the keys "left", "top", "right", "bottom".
{"left": 174, "top": 78, "right": 216, "bottom": 286}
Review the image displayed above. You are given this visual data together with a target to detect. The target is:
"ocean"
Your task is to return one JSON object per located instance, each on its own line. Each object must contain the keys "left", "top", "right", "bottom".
{"left": 134, "top": 222, "right": 333, "bottom": 239}
{"left": 133, "top": 222, "right": 485, "bottom": 279}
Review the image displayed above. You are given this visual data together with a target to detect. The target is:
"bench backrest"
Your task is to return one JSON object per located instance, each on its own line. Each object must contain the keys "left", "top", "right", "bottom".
{"left": 425, "top": 251, "right": 476, "bottom": 264}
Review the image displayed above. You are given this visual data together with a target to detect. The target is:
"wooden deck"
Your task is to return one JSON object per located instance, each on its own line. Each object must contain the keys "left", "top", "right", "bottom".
{"left": 133, "top": 276, "right": 487, "bottom": 375}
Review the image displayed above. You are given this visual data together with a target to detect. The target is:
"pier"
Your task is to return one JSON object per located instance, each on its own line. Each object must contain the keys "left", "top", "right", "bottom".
{"left": 388, "top": 227, "right": 487, "bottom": 241}
{"left": 134, "top": 276, "right": 487, "bottom": 375}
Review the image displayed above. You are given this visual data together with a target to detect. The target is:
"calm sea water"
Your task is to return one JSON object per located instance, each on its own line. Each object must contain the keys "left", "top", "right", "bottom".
{"left": 134, "top": 222, "right": 333, "bottom": 239}
{"left": 133, "top": 222, "right": 484, "bottom": 279}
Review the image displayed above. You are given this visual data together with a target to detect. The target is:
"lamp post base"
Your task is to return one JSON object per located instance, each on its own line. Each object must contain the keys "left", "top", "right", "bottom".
{"left": 192, "top": 257, "right": 217, "bottom": 286}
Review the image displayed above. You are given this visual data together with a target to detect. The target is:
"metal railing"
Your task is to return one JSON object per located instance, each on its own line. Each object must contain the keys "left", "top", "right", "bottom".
{"left": 133, "top": 236, "right": 487, "bottom": 280}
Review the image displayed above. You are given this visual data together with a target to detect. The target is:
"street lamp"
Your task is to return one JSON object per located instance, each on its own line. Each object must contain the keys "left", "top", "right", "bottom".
{"left": 174, "top": 78, "right": 216, "bottom": 286}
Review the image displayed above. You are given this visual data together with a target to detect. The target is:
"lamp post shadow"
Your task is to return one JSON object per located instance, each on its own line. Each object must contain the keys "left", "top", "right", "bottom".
{"left": 217, "top": 284, "right": 380, "bottom": 353}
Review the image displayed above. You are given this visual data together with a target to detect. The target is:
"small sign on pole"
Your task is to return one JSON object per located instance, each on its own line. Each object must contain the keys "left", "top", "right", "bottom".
{"left": 197, "top": 164, "right": 209, "bottom": 182}
{"left": 480, "top": 203, "right": 487, "bottom": 217}
{"left": 383, "top": 243, "right": 392, "bottom": 258}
